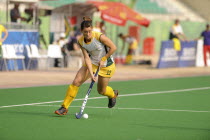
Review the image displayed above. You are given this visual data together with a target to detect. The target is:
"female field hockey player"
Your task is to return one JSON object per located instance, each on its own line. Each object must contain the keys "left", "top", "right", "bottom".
{"left": 55, "top": 17, "right": 119, "bottom": 115}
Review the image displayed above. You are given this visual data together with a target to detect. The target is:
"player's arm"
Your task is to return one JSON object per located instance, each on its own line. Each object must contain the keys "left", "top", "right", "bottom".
{"left": 172, "top": 26, "right": 182, "bottom": 40}
{"left": 174, "top": 32, "right": 186, "bottom": 41}
{"left": 180, "top": 33, "right": 188, "bottom": 41}
{"left": 196, "top": 32, "right": 204, "bottom": 40}
{"left": 179, "top": 26, "right": 188, "bottom": 41}
{"left": 176, "top": 26, "right": 188, "bottom": 41}
{"left": 0, "top": 28, "right": 8, "bottom": 43}
{"left": 99, "top": 34, "right": 117, "bottom": 66}
{"left": 78, "top": 42, "right": 96, "bottom": 81}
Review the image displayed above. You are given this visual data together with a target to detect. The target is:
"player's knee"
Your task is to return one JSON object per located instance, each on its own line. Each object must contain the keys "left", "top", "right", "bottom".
{"left": 72, "top": 80, "right": 82, "bottom": 87}
{"left": 97, "top": 88, "right": 105, "bottom": 95}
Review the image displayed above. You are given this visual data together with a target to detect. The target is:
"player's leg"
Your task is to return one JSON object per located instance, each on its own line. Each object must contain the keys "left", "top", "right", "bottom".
{"left": 97, "top": 76, "right": 118, "bottom": 108}
{"left": 208, "top": 46, "right": 210, "bottom": 60}
{"left": 62, "top": 66, "right": 90, "bottom": 107}
{"left": 96, "top": 63, "right": 118, "bottom": 108}
{"left": 125, "top": 48, "right": 133, "bottom": 64}
{"left": 203, "top": 46, "right": 207, "bottom": 66}
{"left": 55, "top": 66, "right": 90, "bottom": 115}
{"left": 97, "top": 76, "right": 113, "bottom": 97}
{"left": 126, "top": 41, "right": 137, "bottom": 64}
{"left": 206, "top": 46, "right": 210, "bottom": 66}
{"left": 126, "top": 48, "right": 136, "bottom": 64}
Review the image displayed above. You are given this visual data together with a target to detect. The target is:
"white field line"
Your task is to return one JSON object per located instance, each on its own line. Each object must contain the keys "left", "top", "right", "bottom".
{"left": 33, "top": 105, "right": 210, "bottom": 113}
{"left": 0, "top": 87, "right": 210, "bottom": 109}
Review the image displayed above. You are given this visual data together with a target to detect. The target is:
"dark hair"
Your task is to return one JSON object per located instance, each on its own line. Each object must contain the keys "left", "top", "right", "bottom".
{"left": 118, "top": 33, "right": 123, "bottom": 37}
{"left": 175, "top": 19, "right": 179, "bottom": 24}
{"left": 206, "top": 24, "right": 210, "bottom": 28}
{"left": 81, "top": 16, "right": 92, "bottom": 30}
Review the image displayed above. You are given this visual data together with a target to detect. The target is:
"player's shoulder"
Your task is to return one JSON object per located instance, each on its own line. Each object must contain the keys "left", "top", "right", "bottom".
{"left": 201, "top": 30, "right": 208, "bottom": 35}
{"left": 78, "top": 36, "right": 84, "bottom": 46}
{"left": 92, "top": 31, "right": 102, "bottom": 35}
{"left": 0, "top": 25, "right": 6, "bottom": 32}
{"left": 0, "top": 24, "right": 5, "bottom": 29}
{"left": 92, "top": 31, "right": 103, "bottom": 41}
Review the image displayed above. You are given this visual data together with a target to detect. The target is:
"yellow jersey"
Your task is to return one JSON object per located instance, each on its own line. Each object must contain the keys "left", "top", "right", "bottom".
{"left": 78, "top": 31, "right": 114, "bottom": 67}
{"left": 0, "top": 25, "right": 6, "bottom": 45}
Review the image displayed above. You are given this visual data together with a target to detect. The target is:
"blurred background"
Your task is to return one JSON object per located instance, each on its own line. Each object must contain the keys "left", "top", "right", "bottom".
{"left": 0, "top": 0, "right": 210, "bottom": 79}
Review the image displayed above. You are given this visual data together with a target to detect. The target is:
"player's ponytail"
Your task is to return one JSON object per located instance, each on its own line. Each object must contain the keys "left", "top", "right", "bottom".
{"left": 81, "top": 16, "right": 92, "bottom": 30}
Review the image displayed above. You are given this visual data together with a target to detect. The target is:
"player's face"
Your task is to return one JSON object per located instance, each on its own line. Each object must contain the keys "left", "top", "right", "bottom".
{"left": 82, "top": 27, "right": 92, "bottom": 40}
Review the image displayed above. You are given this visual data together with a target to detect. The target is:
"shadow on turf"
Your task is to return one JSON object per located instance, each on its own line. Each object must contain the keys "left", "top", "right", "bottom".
{"left": 133, "top": 123, "right": 210, "bottom": 132}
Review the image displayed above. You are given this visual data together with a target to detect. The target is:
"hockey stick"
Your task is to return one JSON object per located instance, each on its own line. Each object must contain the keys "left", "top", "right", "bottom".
{"left": 75, "top": 67, "right": 100, "bottom": 119}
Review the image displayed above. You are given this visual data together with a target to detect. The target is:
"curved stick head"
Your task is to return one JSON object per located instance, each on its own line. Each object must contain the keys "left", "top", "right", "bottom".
{"left": 75, "top": 112, "right": 82, "bottom": 119}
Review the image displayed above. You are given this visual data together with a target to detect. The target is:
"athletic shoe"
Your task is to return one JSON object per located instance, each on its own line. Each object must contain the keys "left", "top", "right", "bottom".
{"left": 108, "top": 90, "right": 119, "bottom": 108}
{"left": 54, "top": 106, "right": 68, "bottom": 115}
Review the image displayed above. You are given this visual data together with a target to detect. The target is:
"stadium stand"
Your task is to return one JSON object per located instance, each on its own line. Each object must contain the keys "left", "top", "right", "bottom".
{"left": 135, "top": 0, "right": 168, "bottom": 14}
{"left": 40, "top": 0, "right": 76, "bottom": 8}
{"left": 152, "top": 0, "right": 181, "bottom": 14}
{"left": 179, "top": 0, "right": 210, "bottom": 21}
{"left": 135, "top": 0, "right": 204, "bottom": 22}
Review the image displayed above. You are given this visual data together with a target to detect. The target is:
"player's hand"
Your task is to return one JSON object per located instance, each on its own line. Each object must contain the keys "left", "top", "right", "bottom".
{"left": 99, "top": 60, "right": 105, "bottom": 68}
{"left": 99, "top": 56, "right": 107, "bottom": 68}
{"left": 91, "top": 74, "right": 97, "bottom": 82}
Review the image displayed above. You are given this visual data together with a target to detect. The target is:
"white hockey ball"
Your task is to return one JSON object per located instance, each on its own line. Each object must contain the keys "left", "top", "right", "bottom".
{"left": 83, "top": 113, "right": 88, "bottom": 119}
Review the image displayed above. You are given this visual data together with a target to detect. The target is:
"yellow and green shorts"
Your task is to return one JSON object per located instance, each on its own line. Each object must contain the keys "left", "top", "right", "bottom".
{"left": 92, "top": 63, "right": 115, "bottom": 78}
{"left": 84, "top": 63, "right": 115, "bottom": 78}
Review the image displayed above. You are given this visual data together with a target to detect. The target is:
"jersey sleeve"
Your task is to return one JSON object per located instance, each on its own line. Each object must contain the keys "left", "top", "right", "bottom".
{"left": 93, "top": 31, "right": 103, "bottom": 41}
{"left": 0, "top": 25, "right": 6, "bottom": 32}
{"left": 77, "top": 36, "right": 84, "bottom": 47}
